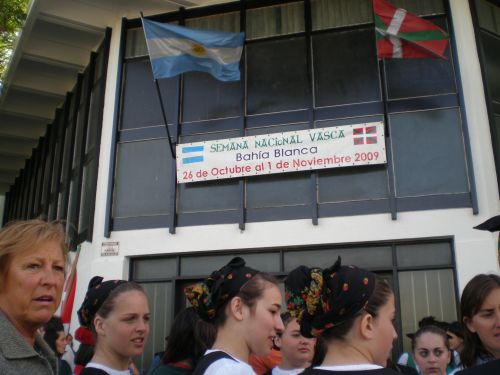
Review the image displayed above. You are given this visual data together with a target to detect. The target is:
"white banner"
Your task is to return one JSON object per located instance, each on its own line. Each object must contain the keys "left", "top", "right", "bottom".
{"left": 176, "top": 121, "right": 386, "bottom": 183}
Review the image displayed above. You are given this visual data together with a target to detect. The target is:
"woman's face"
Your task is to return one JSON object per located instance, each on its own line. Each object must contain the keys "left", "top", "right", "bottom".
{"left": 446, "top": 331, "right": 463, "bottom": 352}
{"left": 465, "top": 287, "right": 500, "bottom": 358}
{"left": 56, "top": 330, "right": 67, "bottom": 355}
{"left": 243, "top": 283, "right": 285, "bottom": 357}
{"left": 370, "top": 293, "right": 398, "bottom": 366}
{"left": 96, "top": 290, "right": 150, "bottom": 360}
{"left": 413, "top": 332, "right": 450, "bottom": 375}
{"left": 0, "top": 240, "right": 65, "bottom": 334}
{"left": 275, "top": 318, "right": 316, "bottom": 369}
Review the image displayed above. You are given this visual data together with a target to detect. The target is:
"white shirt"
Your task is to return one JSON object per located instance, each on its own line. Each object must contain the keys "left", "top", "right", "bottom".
{"left": 272, "top": 366, "right": 306, "bottom": 375}
{"left": 314, "top": 364, "right": 383, "bottom": 371}
{"left": 203, "top": 349, "right": 256, "bottom": 375}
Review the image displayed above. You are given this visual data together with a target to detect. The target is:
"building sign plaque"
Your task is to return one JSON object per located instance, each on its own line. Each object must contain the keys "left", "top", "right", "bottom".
{"left": 177, "top": 121, "right": 386, "bottom": 183}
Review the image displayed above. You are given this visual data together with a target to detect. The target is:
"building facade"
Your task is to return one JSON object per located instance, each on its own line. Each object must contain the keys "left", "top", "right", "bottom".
{"left": 1, "top": 0, "right": 499, "bottom": 371}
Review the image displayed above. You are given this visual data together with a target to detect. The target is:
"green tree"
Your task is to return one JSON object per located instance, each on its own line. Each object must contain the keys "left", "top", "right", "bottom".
{"left": 0, "top": 0, "right": 29, "bottom": 83}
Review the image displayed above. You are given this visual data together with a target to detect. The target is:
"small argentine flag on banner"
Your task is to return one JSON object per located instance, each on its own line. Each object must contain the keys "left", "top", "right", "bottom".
{"left": 181, "top": 145, "right": 205, "bottom": 164}
{"left": 142, "top": 18, "right": 244, "bottom": 82}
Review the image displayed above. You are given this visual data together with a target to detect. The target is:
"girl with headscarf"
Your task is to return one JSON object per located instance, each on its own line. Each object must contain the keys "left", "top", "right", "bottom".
{"left": 184, "top": 257, "right": 284, "bottom": 375}
{"left": 77, "top": 276, "right": 150, "bottom": 375}
{"left": 284, "top": 257, "right": 399, "bottom": 374}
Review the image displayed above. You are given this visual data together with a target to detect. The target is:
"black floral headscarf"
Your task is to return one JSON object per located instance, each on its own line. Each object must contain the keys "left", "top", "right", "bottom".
{"left": 184, "top": 257, "right": 259, "bottom": 322}
{"left": 77, "top": 276, "right": 127, "bottom": 329}
{"left": 285, "top": 257, "right": 376, "bottom": 338}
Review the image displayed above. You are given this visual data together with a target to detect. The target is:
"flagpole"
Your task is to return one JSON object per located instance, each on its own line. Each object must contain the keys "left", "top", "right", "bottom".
{"left": 154, "top": 79, "right": 177, "bottom": 159}
{"left": 379, "top": 57, "right": 397, "bottom": 220}
{"left": 140, "top": 12, "right": 176, "bottom": 159}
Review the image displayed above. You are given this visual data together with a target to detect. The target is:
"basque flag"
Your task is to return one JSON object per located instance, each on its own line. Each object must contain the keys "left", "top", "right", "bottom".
{"left": 142, "top": 18, "right": 244, "bottom": 81}
{"left": 373, "top": 0, "right": 449, "bottom": 59}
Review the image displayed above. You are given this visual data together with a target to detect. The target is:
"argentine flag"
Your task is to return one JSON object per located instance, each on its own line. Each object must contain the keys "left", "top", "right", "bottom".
{"left": 142, "top": 18, "right": 244, "bottom": 82}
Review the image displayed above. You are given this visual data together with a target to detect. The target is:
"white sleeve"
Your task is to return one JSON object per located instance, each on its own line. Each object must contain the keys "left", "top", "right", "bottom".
{"left": 397, "top": 352, "right": 409, "bottom": 365}
{"left": 203, "top": 358, "right": 256, "bottom": 375}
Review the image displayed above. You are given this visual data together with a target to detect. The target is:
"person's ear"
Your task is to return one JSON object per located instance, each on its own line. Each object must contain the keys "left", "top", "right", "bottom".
{"left": 274, "top": 335, "right": 283, "bottom": 349}
{"left": 359, "top": 313, "right": 376, "bottom": 340}
{"left": 229, "top": 296, "right": 245, "bottom": 321}
{"left": 463, "top": 316, "right": 477, "bottom": 333}
{"left": 94, "top": 316, "right": 105, "bottom": 336}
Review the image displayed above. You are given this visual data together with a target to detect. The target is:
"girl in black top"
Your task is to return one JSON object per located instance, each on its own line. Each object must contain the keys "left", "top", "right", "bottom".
{"left": 284, "top": 257, "right": 400, "bottom": 375}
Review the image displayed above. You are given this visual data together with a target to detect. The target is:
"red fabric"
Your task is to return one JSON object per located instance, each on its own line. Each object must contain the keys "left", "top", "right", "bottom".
{"left": 61, "top": 273, "right": 76, "bottom": 323}
{"left": 249, "top": 349, "right": 281, "bottom": 375}
{"left": 373, "top": 0, "right": 448, "bottom": 59}
{"left": 75, "top": 326, "right": 95, "bottom": 345}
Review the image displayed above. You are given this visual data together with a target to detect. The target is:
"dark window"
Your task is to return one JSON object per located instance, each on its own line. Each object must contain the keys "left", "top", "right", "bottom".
{"left": 247, "top": 37, "right": 308, "bottom": 114}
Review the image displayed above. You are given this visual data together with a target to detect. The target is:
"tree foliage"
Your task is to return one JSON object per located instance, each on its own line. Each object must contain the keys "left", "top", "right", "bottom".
{"left": 0, "top": 0, "right": 29, "bottom": 81}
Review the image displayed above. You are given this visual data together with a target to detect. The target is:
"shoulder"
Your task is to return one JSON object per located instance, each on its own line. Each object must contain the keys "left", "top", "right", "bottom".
{"left": 204, "top": 358, "right": 255, "bottom": 375}
{"left": 301, "top": 369, "right": 400, "bottom": 374}
{"left": 456, "top": 359, "right": 500, "bottom": 375}
{"left": 80, "top": 368, "right": 110, "bottom": 375}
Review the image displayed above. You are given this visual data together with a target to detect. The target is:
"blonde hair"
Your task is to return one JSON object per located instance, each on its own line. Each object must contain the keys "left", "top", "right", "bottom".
{"left": 0, "top": 219, "right": 69, "bottom": 289}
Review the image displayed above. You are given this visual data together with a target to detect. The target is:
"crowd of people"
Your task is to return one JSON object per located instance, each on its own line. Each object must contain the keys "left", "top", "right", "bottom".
{"left": 0, "top": 219, "right": 499, "bottom": 375}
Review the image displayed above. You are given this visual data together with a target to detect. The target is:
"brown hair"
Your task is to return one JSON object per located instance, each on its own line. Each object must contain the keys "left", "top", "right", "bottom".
{"left": 212, "top": 272, "right": 279, "bottom": 328}
{"left": 0, "top": 219, "right": 69, "bottom": 289}
{"left": 411, "top": 325, "right": 450, "bottom": 352}
{"left": 460, "top": 273, "right": 500, "bottom": 368}
{"left": 322, "top": 277, "right": 393, "bottom": 342}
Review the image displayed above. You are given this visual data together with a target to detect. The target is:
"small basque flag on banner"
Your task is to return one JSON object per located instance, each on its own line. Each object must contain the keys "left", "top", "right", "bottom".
{"left": 373, "top": 0, "right": 449, "bottom": 59}
{"left": 142, "top": 18, "right": 244, "bottom": 81}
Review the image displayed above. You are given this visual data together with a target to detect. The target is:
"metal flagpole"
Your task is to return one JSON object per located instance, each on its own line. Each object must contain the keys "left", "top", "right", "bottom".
{"left": 140, "top": 12, "right": 176, "bottom": 159}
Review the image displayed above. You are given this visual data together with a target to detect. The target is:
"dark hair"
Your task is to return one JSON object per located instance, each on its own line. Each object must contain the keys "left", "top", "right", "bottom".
{"left": 74, "top": 344, "right": 94, "bottom": 366}
{"left": 161, "top": 307, "right": 215, "bottom": 365}
{"left": 321, "top": 277, "right": 393, "bottom": 342}
{"left": 411, "top": 325, "right": 450, "bottom": 352}
{"left": 95, "top": 281, "right": 145, "bottom": 321}
{"left": 460, "top": 273, "right": 500, "bottom": 368}
{"left": 447, "top": 321, "right": 463, "bottom": 339}
{"left": 43, "top": 316, "right": 65, "bottom": 357}
{"left": 212, "top": 272, "right": 279, "bottom": 328}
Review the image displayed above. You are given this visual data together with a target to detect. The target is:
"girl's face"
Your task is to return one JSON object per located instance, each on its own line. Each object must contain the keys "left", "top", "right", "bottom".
{"left": 465, "top": 287, "right": 500, "bottom": 358}
{"left": 370, "top": 293, "right": 398, "bottom": 366}
{"left": 55, "top": 330, "right": 67, "bottom": 355}
{"left": 413, "top": 332, "right": 450, "bottom": 375}
{"left": 95, "top": 290, "right": 150, "bottom": 360}
{"left": 243, "top": 283, "right": 284, "bottom": 357}
{"left": 275, "top": 318, "right": 316, "bottom": 369}
{"left": 446, "top": 331, "right": 463, "bottom": 352}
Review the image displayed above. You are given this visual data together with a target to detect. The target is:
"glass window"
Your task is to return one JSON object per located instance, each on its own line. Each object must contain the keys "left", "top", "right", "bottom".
{"left": 475, "top": 0, "right": 500, "bottom": 34}
{"left": 480, "top": 30, "right": 500, "bottom": 103}
{"left": 139, "top": 282, "right": 173, "bottom": 372}
{"left": 311, "top": 0, "right": 372, "bottom": 31}
{"left": 390, "top": 109, "right": 469, "bottom": 197}
{"left": 247, "top": 37, "right": 308, "bottom": 115}
{"left": 180, "top": 252, "right": 280, "bottom": 276}
{"left": 284, "top": 246, "right": 393, "bottom": 271}
{"left": 113, "top": 139, "right": 173, "bottom": 218}
{"left": 133, "top": 258, "right": 177, "bottom": 280}
{"left": 66, "top": 177, "right": 80, "bottom": 232}
{"left": 185, "top": 12, "right": 239, "bottom": 32}
{"left": 125, "top": 27, "right": 148, "bottom": 59}
{"left": 177, "top": 131, "right": 240, "bottom": 213}
{"left": 396, "top": 242, "right": 452, "bottom": 267}
{"left": 246, "top": 123, "right": 310, "bottom": 209}
{"left": 313, "top": 28, "right": 380, "bottom": 107}
{"left": 78, "top": 159, "right": 96, "bottom": 233}
{"left": 121, "top": 60, "right": 178, "bottom": 129}
{"left": 385, "top": 19, "right": 455, "bottom": 99}
{"left": 246, "top": 2, "right": 304, "bottom": 40}
{"left": 398, "top": 269, "right": 457, "bottom": 352}
{"left": 182, "top": 71, "right": 242, "bottom": 122}
{"left": 86, "top": 86, "right": 101, "bottom": 153}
